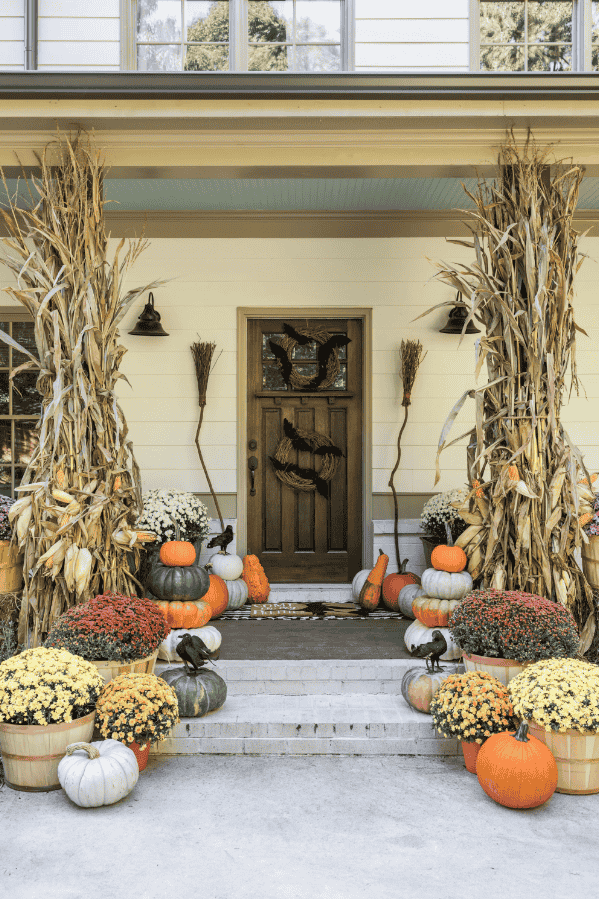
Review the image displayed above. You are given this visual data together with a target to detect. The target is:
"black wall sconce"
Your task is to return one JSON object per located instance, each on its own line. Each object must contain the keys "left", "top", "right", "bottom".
{"left": 129, "top": 293, "right": 169, "bottom": 337}
{"left": 439, "top": 293, "right": 480, "bottom": 335}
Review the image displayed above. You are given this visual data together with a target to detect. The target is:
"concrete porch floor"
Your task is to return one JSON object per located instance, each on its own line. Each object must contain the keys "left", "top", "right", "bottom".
{"left": 0, "top": 754, "right": 596, "bottom": 899}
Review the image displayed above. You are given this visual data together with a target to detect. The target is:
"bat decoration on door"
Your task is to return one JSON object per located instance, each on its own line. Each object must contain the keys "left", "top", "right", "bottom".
{"left": 282, "top": 418, "right": 343, "bottom": 457}
{"left": 270, "top": 419, "right": 344, "bottom": 498}
{"left": 268, "top": 323, "right": 351, "bottom": 391}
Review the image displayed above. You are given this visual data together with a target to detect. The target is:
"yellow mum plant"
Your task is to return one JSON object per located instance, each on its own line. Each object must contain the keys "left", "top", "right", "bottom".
{"left": 429, "top": 670, "right": 516, "bottom": 744}
{"left": 96, "top": 672, "right": 179, "bottom": 749}
{"left": 0, "top": 647, "right": 104, "bottom": 725}
{"left": 509, "top": 658, "right": 599, "bottom": 734}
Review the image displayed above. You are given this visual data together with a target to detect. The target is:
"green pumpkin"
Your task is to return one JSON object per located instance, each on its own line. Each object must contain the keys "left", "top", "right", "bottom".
{"left": 148, "top": 556, "right": 210, "bottom": 602}
{"left": 160, "top": 666, "right": 227, "bottom": 718}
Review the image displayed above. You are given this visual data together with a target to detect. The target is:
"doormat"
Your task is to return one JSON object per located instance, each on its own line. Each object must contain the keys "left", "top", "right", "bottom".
{"left": 218, "top": 601, "right": 402, "bottom": 621}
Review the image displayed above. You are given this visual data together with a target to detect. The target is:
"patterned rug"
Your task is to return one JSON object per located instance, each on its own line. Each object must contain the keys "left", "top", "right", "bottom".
{"left": 218, "top": 601, "right": 403, "bottom": 621}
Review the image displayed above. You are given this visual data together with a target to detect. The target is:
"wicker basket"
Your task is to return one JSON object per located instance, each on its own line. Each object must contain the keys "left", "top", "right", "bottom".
{"left": 463, "top": 652, "right": 530, "bottom": 687}
{"left": 528, "top": 723, "right": 599, "bottom": 795}
{"left": 0, "top": 540, "right": 23, "bottom": 593}
{"left": 89, "top": 650, "right": 158, "bottom": 684}
{"left": 581, "top": 536, "right": 599, "bottom": 590}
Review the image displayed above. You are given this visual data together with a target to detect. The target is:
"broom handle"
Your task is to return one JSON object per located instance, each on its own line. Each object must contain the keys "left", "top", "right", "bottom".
{"left": 388, "top": 405, "right": 409, "bottom": 571}
{"left": 195, "top": 405, "right": 225, "bottom": 532}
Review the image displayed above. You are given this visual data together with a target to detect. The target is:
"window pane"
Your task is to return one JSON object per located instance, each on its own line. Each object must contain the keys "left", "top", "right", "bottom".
{"left": 185, "top": 44, "right": 229, "bottom": 69}
{"left": 592, "top": 2, "right": 599, "bottom": 41}
{"left": 137, "top": 45, "right": 182, "bottom": 70}
{"left": 480, "top": 2, "right": 525, "bottom": 44}
{"left": 15, "top": 421, "right": 36, "bottom": 466}
{"left": 295, "top": 43, "right": 341, "bottom": 71}
{"left": 186, "top": 1, "right": 229, "bottom": 40}
{"left": 0, "top": 422, "right": 10, "bottom": 463}
{"left": 481, "top": 44, "right": 525, "bottom": 71}
{"left": 593, "top": 47, "right": 599, "bottom": 70}
{"left": 249, "top": 43, "right": 290, "bottom": 70}
{"left": 249, "top": 2, "right": 292, "bottom": 42}
{"left": 332, "top": 362, "right": 347, "bottom": 390}
{"left": 0, "top": 469, "right": 11, "bottom": 498}
{"left": 528, "top": 44, "right": 571, "bottom": 70}
{"left": 12, "top": 322, "right": 37, "bottom": 366}
{"left": 296, "top": 1, "right": 341, "bottom": 42}
{"left": 12, "top": 372, "right": 41, "bottom": 416}
{"left": 137, "top": 0, "right": 182, "bottom": 41}
{"left": 0, "top": 324, "right": 8, "bottom": 368}
{"left": 292, "top": 340, "right": 318, "bottom": 360}
{"left": 0, "top": 373, "right": 8, "bottom": 416}
{"left": 528, "top": 1, "right": 572, "bottom": 43}
{"left": 263, "top": 333, "right": 285, "bottom": 359}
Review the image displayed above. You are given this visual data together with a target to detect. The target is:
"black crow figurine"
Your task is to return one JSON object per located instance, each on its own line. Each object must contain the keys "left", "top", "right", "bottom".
{"left": 206, "top": 525, "right": 234, "bottom": 553}
{"left": 176, "top": 634, "right": 218, "bottom": 673}
{"left": 411, "top": 629, "right": 448, "bottom": 672}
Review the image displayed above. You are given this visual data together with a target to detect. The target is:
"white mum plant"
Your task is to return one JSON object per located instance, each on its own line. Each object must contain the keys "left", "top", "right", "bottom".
{"left": 135, "top": 489, "right": 211, "bottom": 546}
{"left": 420, "top": 488, "right": 469, "bottom": 543}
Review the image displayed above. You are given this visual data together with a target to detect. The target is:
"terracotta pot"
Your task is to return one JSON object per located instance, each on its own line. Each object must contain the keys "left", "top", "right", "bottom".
{"left": 460, "top": 739, "right": 482, "bottom": 773}
{"left": 89, "top": 650, "right": 158, "bottom": 684}
{"left": 581, "top": 536, "right": 599, "bottom": 591}
{"left": 462, "top": 652, "right": 530, "bottom": 687}
{"left": 0, "top": 711, "right": 95, "bottom": 792}
{"left": 125, "top": 740, "right": 151, "bottom": 772}
{"left": 528, "top": 722, "right": 599, "bottom": 795}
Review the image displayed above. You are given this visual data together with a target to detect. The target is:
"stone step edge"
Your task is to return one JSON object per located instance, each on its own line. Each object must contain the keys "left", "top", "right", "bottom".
{"left": 152, "top": 737, "right": 459, "bottom": 756}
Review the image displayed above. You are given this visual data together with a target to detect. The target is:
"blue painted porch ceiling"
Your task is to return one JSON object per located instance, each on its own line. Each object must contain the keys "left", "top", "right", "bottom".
{"left": 2, "top": 177, "right": 599, "bottom": 210}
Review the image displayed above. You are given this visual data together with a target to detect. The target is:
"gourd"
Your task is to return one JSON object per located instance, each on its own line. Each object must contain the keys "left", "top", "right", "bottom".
{"left": 401, "top": 664, "right": 462, "bottom": 714}
{"left": 159, "top": 516, "right": 196, "bottom": 567}
{"left": 202, "top": 574, "right": 229, "bottom": 618}
{"left": 153, "top": 599, "right": 212, "bottom": 629}
{"left": 476, "top": 720, "right": 558, "bottom": 809}
{"left": 381, "top": 559, "right": 420, "bottom": 612}
{"left": 242, "top": 554, "right": 271, "bottom": 604}
{"left": 225, "top": 577, "right": 249, "bottom": 610}
{"left": 58, "top": 740, "right": 139, "bottom": 807}
{"left": 412, "top": 596, "right": 462, "bottom": 628}
{"left": 404, "top": 619, "right": 462, "bottom": 660}
{"left": 148, "top": 556, "right": 210, "bottom": 602}
{"left": 420, "top": 568, "right": 473, "bottom": 600}
{"left": 160, "top": 665, "right": 227, "bottom": 718}
{"left": 398, "top": 583, "right": 425, "bottom": 619}
{"left": 208, "top": 552, "right": 244, "bottom": 581}
{"left": 357, "top": 549, "right": 389, "bottom": 611}
{"left": 158, "top": 625, "right": 222, "bottom": 662}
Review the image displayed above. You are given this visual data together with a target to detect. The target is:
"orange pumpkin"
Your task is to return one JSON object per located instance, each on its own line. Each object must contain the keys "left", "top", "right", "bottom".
{"left": 412, "top": 596, "right": 461, "bottom": 628}
{"left": 159, "top": 517, "right": 196, "bottom": 567}
{"left": 358, "top": 549, "right": 389, "bottom": 611}
{"left": 430, "top": 543, "right": 467, "bottom": 573}
{"left": 242, "top": 554, "right": 271, "bottom": 604}
{"left": 476, "top": 720, "right": 558, "bottom": 809}
{"left": 201, "top": 574, "right": 229, "bottom": 619}
{"left": 381, "top": 559, "right": 420, "bottom": 612}
{"left": 154, "top": 599, "right": 211, "bottom": 629}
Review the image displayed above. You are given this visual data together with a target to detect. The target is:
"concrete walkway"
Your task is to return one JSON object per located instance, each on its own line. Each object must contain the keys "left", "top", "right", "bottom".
{"left": 0, "top": 754, "right": 596, "bottom": 899}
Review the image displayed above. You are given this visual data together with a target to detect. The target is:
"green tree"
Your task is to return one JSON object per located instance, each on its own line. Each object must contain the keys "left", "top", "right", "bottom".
{"left": 480, "top": 1, "right": 572, "bottom": 71}
{"left": 185, "top": 1, "right": 289, "bottom": 71}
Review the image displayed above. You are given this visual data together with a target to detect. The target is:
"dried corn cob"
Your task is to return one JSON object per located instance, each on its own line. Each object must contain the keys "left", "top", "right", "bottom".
{"left": 75, "top": 548, "right": 92, "bottom": 597}
{"left": 63, "top": 544, "right": 79, "bottom": 592}
{"left": 52, "top": 489, "right": 75, "bottom": 505}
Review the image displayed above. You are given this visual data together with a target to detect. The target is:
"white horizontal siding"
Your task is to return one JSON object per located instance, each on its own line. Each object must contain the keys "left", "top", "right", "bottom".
{"left": 38, "top": 0, "right": 120, "bottom": 69}
{"left": 38, "top": 0, "right": 120, "bottom": 14}
{"left": 0, "top": 4, "right": 24, "bottom": 70}
{"left": 356, "top": 43, "right": 469, "bottom": 68}
{"left": 356, "top": 21, "right": 468, "bottom": 43}
{"left": 356, "top": 0, "right": 469, "bottom": 16}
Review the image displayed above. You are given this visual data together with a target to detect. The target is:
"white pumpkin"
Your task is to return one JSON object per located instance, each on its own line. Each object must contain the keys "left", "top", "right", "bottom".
{"left": 404, "top": 620, "right": 463, "bottom": 661}
{"left": 208, "top": 552, "right": 244, "bottom": 581}
{"left": 58, "top": 740, "right": 139, "bottom": 807}
{"left": 398, "top": 583, "right": 426, "bottom": 619}
{"left": 351, "top": 569, "right": 370, "bottom": 602}
{"left": 226, "top": 577, "right": 248, "bottom": 610}
{"left": 420, "top": 567, "right": 473, "bottom": 600}
{"left": 158, "top": 625, "right": 222, "bottom": 662}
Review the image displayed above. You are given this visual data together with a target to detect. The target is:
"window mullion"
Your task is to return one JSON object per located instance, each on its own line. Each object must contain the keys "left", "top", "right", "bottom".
{"left": 580, "top": 0, "right": 592, "bottom": 70}
{"left": 231, "top": 0, "right": 248, "bottom": 71}
{"left": 343, "top": 0, "right": 355, "bottom": 70}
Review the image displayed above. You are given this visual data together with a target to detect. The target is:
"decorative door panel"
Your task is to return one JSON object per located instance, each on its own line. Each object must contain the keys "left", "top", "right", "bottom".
{"left": 247, "top": 318, "right": 362, "bottom": 583}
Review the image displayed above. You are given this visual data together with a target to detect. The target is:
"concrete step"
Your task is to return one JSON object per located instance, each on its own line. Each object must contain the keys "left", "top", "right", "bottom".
{"left": 267, "top": 583, "right": 353, "bottom": 602}
{"left": 152, "top": 692, "right": 459, "bottom": 757}
{"left": 154, "top": 659, "right": 431, "bottom": 695}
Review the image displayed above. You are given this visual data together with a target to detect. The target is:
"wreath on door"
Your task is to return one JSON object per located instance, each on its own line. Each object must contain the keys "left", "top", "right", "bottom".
{"left": 268, "top": 323, "right": 351, "bottom": 391}
{"left": 270, "top": 419, "right": 344, "bottom": 498}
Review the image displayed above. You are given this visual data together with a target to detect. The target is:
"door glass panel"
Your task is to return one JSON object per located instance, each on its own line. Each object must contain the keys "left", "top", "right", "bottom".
{"left": 262, "top": 364, "right": 288, "bottom": 390}
{"left": 294, "top": 362, "right": 318, "bottom": 379}
{"left": 292, "top": 340, "right": 317, "bottom": 360}
{"left": 332, "top": 363, "right": 347, "bottom": 390}
{"left": 263, "top": 333, "right": 285, "bottom": 359}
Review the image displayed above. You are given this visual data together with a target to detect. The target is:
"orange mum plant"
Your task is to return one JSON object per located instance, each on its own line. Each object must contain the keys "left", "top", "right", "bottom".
{"left": 429, "top": 670, "right": 516, "bottom": 745}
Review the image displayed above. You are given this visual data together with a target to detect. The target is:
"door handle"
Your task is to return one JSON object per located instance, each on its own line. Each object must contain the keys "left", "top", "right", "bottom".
{"left": 248, "top": 456, "right": 258, "bottom": 496}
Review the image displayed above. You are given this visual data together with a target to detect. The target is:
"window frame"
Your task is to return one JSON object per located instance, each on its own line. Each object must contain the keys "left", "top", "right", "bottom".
{"left": 123, "top": 0, "right": 353, "bottom": 72}
{"left": 471, "top": 0, "right": 598, "bottom": 72}
{"left": 0, "top": 310, "right": 39, "bottom": 499}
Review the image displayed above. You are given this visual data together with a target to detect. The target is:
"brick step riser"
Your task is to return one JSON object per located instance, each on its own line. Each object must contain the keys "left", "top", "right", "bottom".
{"left": 169, "top": 720, "right": 438, "bottom": 739}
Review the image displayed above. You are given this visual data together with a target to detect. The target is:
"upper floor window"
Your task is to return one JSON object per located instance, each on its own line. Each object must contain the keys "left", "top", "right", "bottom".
{"left": 136, "top": 0, "right": 343, "bottom": 72}
{"left": 480, "top": 0, "right": 574, "bottom": 71}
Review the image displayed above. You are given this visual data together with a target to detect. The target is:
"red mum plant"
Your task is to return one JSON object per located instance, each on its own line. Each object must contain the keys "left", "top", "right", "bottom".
{"left": 44, "top": 592, "right": 170, "bottom": 662}
{"left": 448, "top": 589, "right": 579, "bottom": 663}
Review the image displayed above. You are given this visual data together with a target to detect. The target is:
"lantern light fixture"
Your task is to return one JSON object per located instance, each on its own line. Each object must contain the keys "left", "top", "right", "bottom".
{"left": 439, "top": 293, "right": 480, "bottom": 335}
{"left": 128, "top": 293, "right": 169, "bottom": 337}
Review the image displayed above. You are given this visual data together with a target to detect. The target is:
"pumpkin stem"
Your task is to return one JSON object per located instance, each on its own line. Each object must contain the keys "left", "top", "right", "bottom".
{"left": 169, "top": 515, "right": 181, "bottom": 542}
{"left": 513, "top": 720, "right": 530, "bottom": 743}
{"left": 65, "top": 741, "right": 100, "bottom": 759}
{"left": 399, "top": 557, "right": 409, "bottom": 573}
{"left": 444, "top": 521, "right": 454, "bottom": 547}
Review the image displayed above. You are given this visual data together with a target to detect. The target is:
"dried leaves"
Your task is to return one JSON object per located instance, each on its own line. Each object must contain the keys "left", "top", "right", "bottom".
{"left": 420, "top": 133, "right": 594, "bottom": 633}
{"left": 0, "top": 129, "right": 163, "bottom": 646}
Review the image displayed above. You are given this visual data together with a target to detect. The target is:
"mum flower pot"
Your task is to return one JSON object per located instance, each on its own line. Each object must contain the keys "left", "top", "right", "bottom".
{"left": 581, "top": 535, "right": 599, "bottom": 591}
{"left": 0, "top": 540, "right": 23, "bottom": 593}
{"left": 462, "top": 653, "right": 531, "bottom": 687}
{"left": 89, "top": 650, "right": 158, "bottom": 684}
{"left": 527, "top": 723, "right": 599, "bottom": 795}
{"left": 0, "top": 711, "right": 96, "bottom": 792}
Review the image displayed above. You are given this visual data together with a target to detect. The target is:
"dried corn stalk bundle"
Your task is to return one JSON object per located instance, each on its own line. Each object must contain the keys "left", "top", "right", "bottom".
{"left": 416, "top": 133, "right": 594, "bottom": 639}
{"left": 0, "top": 129, "right": 164, "bottom": 646}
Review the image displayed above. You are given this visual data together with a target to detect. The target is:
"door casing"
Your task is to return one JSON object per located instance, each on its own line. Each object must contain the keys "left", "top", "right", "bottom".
{"left": 236, "top": 306, "right": 373, "bottom": 574}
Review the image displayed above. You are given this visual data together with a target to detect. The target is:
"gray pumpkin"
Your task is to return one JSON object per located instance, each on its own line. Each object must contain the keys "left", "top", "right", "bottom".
{"left": 160, "top": 666, "right": 227, "bottom": 718}
{"left": 147, "top": 556, "right": 210, "bottom": 602}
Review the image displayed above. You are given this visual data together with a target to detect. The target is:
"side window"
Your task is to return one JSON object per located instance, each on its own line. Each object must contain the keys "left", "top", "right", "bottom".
{"left": 479, "top": 1, "right": 574, "bottom": 71}
{"left": 0, "top": 319, "right": 40, "bottom": 498}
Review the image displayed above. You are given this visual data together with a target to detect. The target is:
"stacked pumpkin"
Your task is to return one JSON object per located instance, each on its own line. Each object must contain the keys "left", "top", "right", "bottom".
{"left": 352, "top": 550, "right": 420, "bottom": 612}
{"left": 207, "top": 551, "right": 248, "bottom": 612}
{"left": 403, "top": 527, "right": 473, "bottom": 662}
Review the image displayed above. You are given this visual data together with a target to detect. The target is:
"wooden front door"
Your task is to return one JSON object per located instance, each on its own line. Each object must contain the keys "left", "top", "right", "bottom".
{"left": 247, "top": 318, "right": 363, "bottom": 583}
